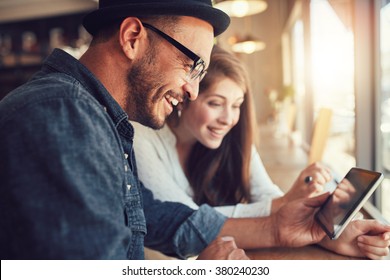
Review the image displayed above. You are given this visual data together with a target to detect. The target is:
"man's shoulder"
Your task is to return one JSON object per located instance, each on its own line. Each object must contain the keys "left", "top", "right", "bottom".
{"left": 0, "top": 72, "right": 100, "bottom": 124}
{"left": 4, "top": 71, "right": 86, "bottom": 102}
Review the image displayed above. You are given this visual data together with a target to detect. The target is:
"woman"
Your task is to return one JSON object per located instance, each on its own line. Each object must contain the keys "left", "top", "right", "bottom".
{"left": 133, "top": 45, "right": 390, "bottom": 259}
{"left": 133, "top": 45, "right": 330, "bottom": 218}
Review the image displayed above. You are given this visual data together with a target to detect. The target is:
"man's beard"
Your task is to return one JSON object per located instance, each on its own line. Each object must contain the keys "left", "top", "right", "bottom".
{"left": 125, "top": 50, "right": 166, "bottom": 129}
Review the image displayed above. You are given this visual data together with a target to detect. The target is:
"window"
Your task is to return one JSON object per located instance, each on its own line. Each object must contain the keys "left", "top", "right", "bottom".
{"left": 378, "top": 0, "right": 390, "bottom": 221}
{"left": 282, "top": 0, "right": 389, "bottom": 221}
{"left": 310, "top": 0, "right": 356, "bottom": 175}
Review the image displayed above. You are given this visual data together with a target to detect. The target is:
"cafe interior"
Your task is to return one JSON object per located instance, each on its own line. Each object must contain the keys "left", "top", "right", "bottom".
{"left": 0, "top": 0, "right": 389, "bottom": 259}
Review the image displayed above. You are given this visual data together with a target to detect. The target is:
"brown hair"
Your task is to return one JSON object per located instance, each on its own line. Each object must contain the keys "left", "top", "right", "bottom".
{"left": 169, "top": 45, "right": 257, "bottom": 206}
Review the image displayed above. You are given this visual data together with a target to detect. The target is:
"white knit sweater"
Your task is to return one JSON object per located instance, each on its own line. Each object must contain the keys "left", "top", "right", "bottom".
{"left": 132, "top": 122, "right": 284, "bottom": 218}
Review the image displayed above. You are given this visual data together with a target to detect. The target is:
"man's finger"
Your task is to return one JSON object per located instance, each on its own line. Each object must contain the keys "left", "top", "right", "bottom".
{"left": 305, "top": 192, "right": 330, "bottom": 208}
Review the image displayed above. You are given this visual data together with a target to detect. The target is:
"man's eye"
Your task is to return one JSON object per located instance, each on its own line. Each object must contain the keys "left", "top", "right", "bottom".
{"left": 184, "top": 63, "right": 193, "bottom": 70}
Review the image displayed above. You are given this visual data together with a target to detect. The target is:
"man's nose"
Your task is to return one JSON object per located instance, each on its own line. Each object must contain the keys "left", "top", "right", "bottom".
{"left": 183, "top": 79, "right": 199, "bottom": 101}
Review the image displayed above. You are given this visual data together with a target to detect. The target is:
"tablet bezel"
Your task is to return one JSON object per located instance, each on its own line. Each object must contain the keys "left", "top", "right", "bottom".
{"left": 315, "top": 167, "right": 383, "bottom": 240}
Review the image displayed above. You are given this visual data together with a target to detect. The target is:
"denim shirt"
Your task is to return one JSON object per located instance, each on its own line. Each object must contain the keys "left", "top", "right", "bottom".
{"left": 0, "top": 49, "right": 226, "bottom": 260}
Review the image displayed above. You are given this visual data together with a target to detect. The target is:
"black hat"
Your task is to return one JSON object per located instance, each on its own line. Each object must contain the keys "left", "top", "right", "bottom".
{"left": 83, "top": 0, "right": 230, "bottom": 36}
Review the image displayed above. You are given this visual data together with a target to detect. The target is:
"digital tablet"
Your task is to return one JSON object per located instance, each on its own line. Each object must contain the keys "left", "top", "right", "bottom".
{"left": 315, "top": 167, "right": 383, "bottom": 240}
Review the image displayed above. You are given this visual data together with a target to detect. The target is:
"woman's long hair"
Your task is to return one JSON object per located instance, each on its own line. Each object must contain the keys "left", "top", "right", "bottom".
{"left": 168, "top": 45, "right": 257, "bottom": 206}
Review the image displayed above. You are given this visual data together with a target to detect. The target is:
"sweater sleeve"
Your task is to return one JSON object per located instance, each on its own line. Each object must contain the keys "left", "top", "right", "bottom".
{"left": 213, "top": 146, "right": 284, "bottom": 218}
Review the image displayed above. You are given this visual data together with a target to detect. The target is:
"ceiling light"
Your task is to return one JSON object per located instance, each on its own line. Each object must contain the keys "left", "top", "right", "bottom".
{"left": 229, "top": 35, "right": 266, "bottom": 54}
{"left": 214, "top": 0, "right": 268, "bottom": 17}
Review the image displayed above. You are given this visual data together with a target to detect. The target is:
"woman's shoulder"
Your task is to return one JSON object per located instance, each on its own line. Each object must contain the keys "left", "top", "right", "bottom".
{"left": 131, "top": 121, "right": 159, "bottom": 143}
{"left": 131, "top": 122, "right": 176, "bottom": 148}
{"left": 131, "top": 121, "right": 154, "bottom": 134}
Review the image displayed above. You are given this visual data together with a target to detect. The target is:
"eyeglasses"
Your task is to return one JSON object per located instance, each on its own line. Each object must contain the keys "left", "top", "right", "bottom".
{"left": 142, "top": 22, "right": 207, "bottom": 82}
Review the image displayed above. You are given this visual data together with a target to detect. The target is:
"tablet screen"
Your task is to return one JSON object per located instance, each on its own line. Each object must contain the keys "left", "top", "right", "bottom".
{"left": 315, "top": 168, "right": 383, "bottom": 239}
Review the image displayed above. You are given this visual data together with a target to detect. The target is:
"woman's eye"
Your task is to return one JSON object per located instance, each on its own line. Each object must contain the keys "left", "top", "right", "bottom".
{"left": 208, "top": 102, "right": 221, "bottom": 107}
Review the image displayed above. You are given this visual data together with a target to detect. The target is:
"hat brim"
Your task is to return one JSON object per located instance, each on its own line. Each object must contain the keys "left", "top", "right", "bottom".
{"left": 83, "top": 3, "right": 230, "bottom": 36}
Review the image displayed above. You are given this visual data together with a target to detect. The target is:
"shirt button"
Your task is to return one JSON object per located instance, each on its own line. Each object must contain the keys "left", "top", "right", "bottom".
{"left": 127, "top": 184, "right": 132, "bottom": 190}
{"left": 124, "top": 165, "right": 128, "bottom": 171}
{"left": 124, "top": 153, "right": 129, "bottom": 159}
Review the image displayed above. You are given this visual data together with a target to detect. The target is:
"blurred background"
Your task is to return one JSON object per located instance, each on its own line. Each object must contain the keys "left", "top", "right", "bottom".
{"left": 0, "top": 0, "right": 389, "bottom": 223}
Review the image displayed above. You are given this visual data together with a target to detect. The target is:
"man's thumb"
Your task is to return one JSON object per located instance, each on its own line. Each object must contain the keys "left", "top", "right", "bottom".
{"left": 305, "top": 192, "right": 330, "bottom": 208}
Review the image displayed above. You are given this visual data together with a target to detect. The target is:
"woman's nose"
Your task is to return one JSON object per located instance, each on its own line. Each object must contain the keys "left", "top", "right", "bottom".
{"left": 218, "top": 108, "right": 234, "bottom": 126}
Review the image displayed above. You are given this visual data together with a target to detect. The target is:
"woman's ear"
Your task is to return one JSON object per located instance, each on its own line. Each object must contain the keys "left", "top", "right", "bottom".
{"left": 119, "top": 17, "right": 144, "bottom": 60}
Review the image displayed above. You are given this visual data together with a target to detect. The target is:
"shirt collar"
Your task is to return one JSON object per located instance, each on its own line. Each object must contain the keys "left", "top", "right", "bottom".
{"left": 42, "top": 48, "right": 134, "bottom": 137}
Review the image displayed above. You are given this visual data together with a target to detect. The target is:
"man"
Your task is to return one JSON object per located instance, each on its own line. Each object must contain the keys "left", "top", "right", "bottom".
{"left": 1, "top": 0, "right": 389, "bottom": 260}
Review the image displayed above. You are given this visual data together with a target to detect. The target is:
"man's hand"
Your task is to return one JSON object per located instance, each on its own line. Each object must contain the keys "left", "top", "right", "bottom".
{"left": 274, "top": 192, "right": 330, "bottom": 247}
{"left": 197, "top": 236, "right": 249, "bottom": 260}
{"left": 219, "top": 192, "right": 331, "bottom": 249}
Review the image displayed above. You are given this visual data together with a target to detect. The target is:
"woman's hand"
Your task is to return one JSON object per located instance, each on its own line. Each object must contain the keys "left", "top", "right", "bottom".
{"left": 284, "top": 162, "right": 332, "bottom": 202}
{"left": 271, "top": 162, "right": 333, "bottom": 213}
{"left": 319, "top": 219, "right": 390, "bottom": 259}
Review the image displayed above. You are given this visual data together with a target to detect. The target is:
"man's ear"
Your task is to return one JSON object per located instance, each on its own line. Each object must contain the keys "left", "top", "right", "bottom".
{"left": 119, "top": 17, "right": 144, "bottom": 60}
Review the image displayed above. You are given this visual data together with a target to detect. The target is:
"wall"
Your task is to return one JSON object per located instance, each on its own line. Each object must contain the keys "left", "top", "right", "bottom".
{"left": 0, "top": 1, "right": 96, "bottom": 99}
{"left": 0, "top": 0, "right": 97, "bottom": 23}
{"left": 217, "top": 0, "right": 291, "bottom": 124}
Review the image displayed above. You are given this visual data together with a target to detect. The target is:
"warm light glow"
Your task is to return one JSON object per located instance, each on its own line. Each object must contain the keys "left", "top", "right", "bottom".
{"left": 380, "top": 2, "right": 390, "bottom": 223}
{"left": 232, "top": 1, "right": 250, "bottom": 17}
{"left": 232, "top": 40, "right": 266, "bottom": 54}
{"left": 214, "top": 0, "right": 267, "bottom": 17}
{"left": 381, "top": 179, "right": 390, "bottom": 221}
{"left": 381, "top": 123, "right": 390, "bottom": 133}
{"left": 310, "top": 0, "right": 355, "bottom": 114}
{"left": 309, "top": 0, "right": 356, "bottom": 174}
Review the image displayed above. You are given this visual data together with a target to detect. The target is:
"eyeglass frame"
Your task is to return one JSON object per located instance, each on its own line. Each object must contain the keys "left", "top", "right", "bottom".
{"left": 141, "top": 22, "right": 207, "bottom": 82}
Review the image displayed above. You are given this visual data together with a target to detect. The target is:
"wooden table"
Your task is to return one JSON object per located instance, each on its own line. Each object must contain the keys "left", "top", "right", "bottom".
{"left": 246, "top": 245, "right": 365, "bottom": 260}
